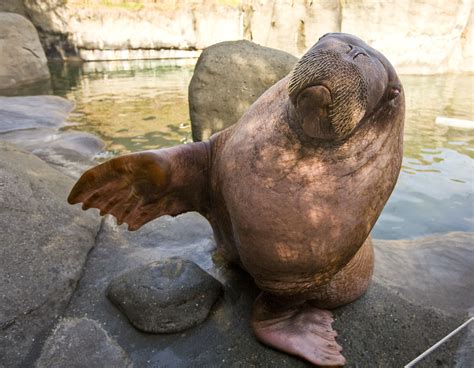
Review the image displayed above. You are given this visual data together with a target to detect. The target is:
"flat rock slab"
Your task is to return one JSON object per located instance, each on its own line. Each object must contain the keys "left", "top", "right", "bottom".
{"left": 1, "top": 128, "right": 105, "bottom": 178}
{"left": 36, "top": 318, "right": 132, "bottom": 368}
{"left": 1, "top": 128, "right": 104, "bottom": 160}
{"left": 0, "top": 95, "right": 105, "bottom": 177}
{"left": 0, "top": 96, "right": 73, "bottom": 133}
{"left": 57, "top": 209, "right": 473, "bottom": 367}
{"left": 0, "top": 142, "right": 100, "bottom": 367}
{"left": 189, "top": 40, "right": 297, "bottom": 141}
{"left": 107, "top": 258, "right": 222, "bottom": 333}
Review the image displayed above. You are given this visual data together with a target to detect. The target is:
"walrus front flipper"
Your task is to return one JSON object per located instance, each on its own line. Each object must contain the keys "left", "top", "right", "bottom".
{"left": 68, "top": 142, "right": 210, "bottom": 231}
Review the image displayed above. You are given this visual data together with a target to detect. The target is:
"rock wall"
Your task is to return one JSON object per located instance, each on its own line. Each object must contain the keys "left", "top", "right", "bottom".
{"left": 13, "top": 0, "right": 474, "bottom": 73}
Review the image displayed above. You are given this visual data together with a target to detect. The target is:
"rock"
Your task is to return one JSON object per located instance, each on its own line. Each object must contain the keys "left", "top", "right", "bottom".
{"left": 0, "top": 142, "right": 100, "bottom": 368}
{"left": 455, "top": 308, "right": 474, "bottom": 368}
{"left": 36, "top": 318, "right": 132, "bottom": 368}
{"left": 0, "top": 0, "right": 27, "bottom": 17}
{"left": 20, "top": 1, "right": 473, "bottom": 73}
{"left": 189, "top": 40, "right": 297, "bottom": 140}
{"left": 333, "top": 281, "right": 463, "bottom": 368}
{"left": 246, "top": 0, "right": 340, "bottom": 56}
{"left": 106, "top": 258, "right": 222, "bottom": 333}
{"left": 340, "top": 0, "right": 473, "bottom": 74}
{"left": 0, "top": 96, "right": 105, "bottom": 178}
{"left": 0, "top": 13, "right": 50, "bottom": 91}
{"left": 22, "top": 1, "right": 240, "bottom": 61}
{"left": 1, "top": 128, "right": 105, "bottom": 178}
{"left": 0, "top": 96, "right": 73, "bottom": 134}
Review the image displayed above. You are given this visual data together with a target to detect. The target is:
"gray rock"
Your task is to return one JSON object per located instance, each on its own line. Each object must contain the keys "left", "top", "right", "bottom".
{"left": 333, "top": 280, "right": 464, "bottom": 368}
{"left": 0, "top": 142, "right": 100, "bottom": 368}
{"left": 0, "top": 96, "right": 73, "bottom": 133}
{"left": 107, "top": 258, "right": 222, "bottom": 333}
{"left": 1, "top": 128, "right": 105, "bottom": 178}
{"left": 36, "top": 318, "right": 132, "bottom": 368}
{"left": 189, "top": 40, "right": 297, "bottom": 141}
{"left": 455, "top": 308, "right": 473, "bottom": 368}
{"left": 0, "top": 13, "right": 50, "bottom": 90}
{"left": 0, "top": 0, "right": 26, "bottom": 16}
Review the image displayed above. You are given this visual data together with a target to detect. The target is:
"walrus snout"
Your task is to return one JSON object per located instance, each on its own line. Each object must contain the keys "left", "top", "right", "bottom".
{"left": 285, "top": 32, "right": 405, "bottom": 141}
{"left": 288, "top": 48, "right": 368, "bottom": 141}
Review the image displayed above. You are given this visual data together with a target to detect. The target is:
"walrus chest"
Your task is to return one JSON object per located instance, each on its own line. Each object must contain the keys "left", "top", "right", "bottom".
{"left": 213, "top": 126, "right": 401, "bottom": 288}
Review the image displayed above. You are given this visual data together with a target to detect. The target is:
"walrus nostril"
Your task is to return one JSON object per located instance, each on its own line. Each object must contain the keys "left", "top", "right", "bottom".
{"left": 387, "top": 86, "right": 401, "bottom": 101}
{"left": 297, "top": 85, "right": 332, "bottom": 109}
{"left": 347, "top": 44, "right": 367, "bottom": 60}
{"left": 295, "top": 85, "right": 336, "bottom": 139}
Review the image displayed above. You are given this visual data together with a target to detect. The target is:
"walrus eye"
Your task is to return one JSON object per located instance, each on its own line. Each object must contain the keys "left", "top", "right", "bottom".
{"left": 387, "top": 87, "right": 400, "bottom": 101}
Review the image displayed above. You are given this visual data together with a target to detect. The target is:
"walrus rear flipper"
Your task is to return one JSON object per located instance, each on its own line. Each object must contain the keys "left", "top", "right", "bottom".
{"left": 67, "top": 142, "right": 210, "bottom": 231}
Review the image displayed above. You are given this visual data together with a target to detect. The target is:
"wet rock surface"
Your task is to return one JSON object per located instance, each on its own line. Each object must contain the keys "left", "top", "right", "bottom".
{"left": 0, "top": 13, "right": 50, "bottom": 91}
{"left": 455, "top": 308, "right": 473, "bottom": 367}
{"left": 0, "top": 96, "right": 73, "bottom": 133}
{"left": 375, "top": 232, "right": 474, "bottom": 314}
{"left": 0, "top": 96, "right": 105, "bottom": 178}
{"left": 189, "top": 40, "right": 297, "bottom": 141}
{"left": 1, "top": 128, "right": 105, "bottom": 178}
{"left": 0, "top": 143, "right": 100, "bottom": 367}
{"left": 107, "top": 258, "right": 222, "bottom": 333}
{"left": 36, "top": 318, "right": 133, "bottom": 368}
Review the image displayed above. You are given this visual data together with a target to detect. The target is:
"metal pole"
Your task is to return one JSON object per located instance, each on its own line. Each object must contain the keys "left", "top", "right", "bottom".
{"left": 404, "top": 317, "right": 474, "bottom": 368}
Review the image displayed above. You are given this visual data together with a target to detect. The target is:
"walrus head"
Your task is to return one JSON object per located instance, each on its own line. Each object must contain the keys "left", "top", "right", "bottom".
{"left": 288, "top": 33, "right": 402, "bottom": 141}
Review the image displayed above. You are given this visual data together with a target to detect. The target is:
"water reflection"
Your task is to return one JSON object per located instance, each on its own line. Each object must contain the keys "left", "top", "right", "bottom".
{"left": 49, "top": 59, "right": 195, "bottom": 155}
{"left": 373, "top": 74, "right": 473, "bottom": 239}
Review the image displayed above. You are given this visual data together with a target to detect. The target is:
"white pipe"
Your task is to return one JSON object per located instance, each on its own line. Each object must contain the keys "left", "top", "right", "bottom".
{"left": 435, "top": 116, "right": 474, "bottom": 129}
{"left": 404, "top": 317, "right": 474, "bottom": 368}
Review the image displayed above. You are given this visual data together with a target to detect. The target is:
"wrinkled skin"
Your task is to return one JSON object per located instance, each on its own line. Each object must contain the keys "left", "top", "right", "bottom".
{"left": 68, "top": 33, "right": 404, "bottom": 366}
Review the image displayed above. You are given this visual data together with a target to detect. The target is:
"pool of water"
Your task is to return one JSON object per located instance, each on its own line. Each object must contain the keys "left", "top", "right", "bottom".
{"left": 9, "top": 60, "right": 474, "bottom": 240}
{"left": 49, "top": 60, "right": 195, "bottom": 155}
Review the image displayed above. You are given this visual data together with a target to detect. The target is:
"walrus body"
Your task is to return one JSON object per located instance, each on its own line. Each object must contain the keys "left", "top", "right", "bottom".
{"left": 69, "top": 33, "right": 404, "bottom": 366}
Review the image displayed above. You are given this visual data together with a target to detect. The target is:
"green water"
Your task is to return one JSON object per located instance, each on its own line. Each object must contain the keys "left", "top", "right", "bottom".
{"left": 49, "top": 60, "right": 195, "bottom": 156}
{"left": 13, "top": 60, "right": 474, "bottom": 239}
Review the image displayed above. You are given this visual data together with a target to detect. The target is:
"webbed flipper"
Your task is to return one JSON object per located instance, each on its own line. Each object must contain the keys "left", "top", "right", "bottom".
{"left": 68, "top": 142, "right": 210, "bottom": 231}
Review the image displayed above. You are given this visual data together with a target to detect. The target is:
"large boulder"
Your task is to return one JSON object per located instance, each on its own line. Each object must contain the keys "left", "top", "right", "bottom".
{"left": 0, "top": 143, "right": 100, "bottom": 367}
{"left": 0, "top": 13, "right": 50, "bottom": 91}
{"left": 106, "top": 258, "right": 222, "bottom": 333}
{"left": 189, "top": 40, "right": 297, "bottom": 141}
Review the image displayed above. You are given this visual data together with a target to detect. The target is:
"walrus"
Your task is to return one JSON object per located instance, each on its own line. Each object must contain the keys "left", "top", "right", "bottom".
{"left": 68, "top": 33, "right": 404, "bottom": 366}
